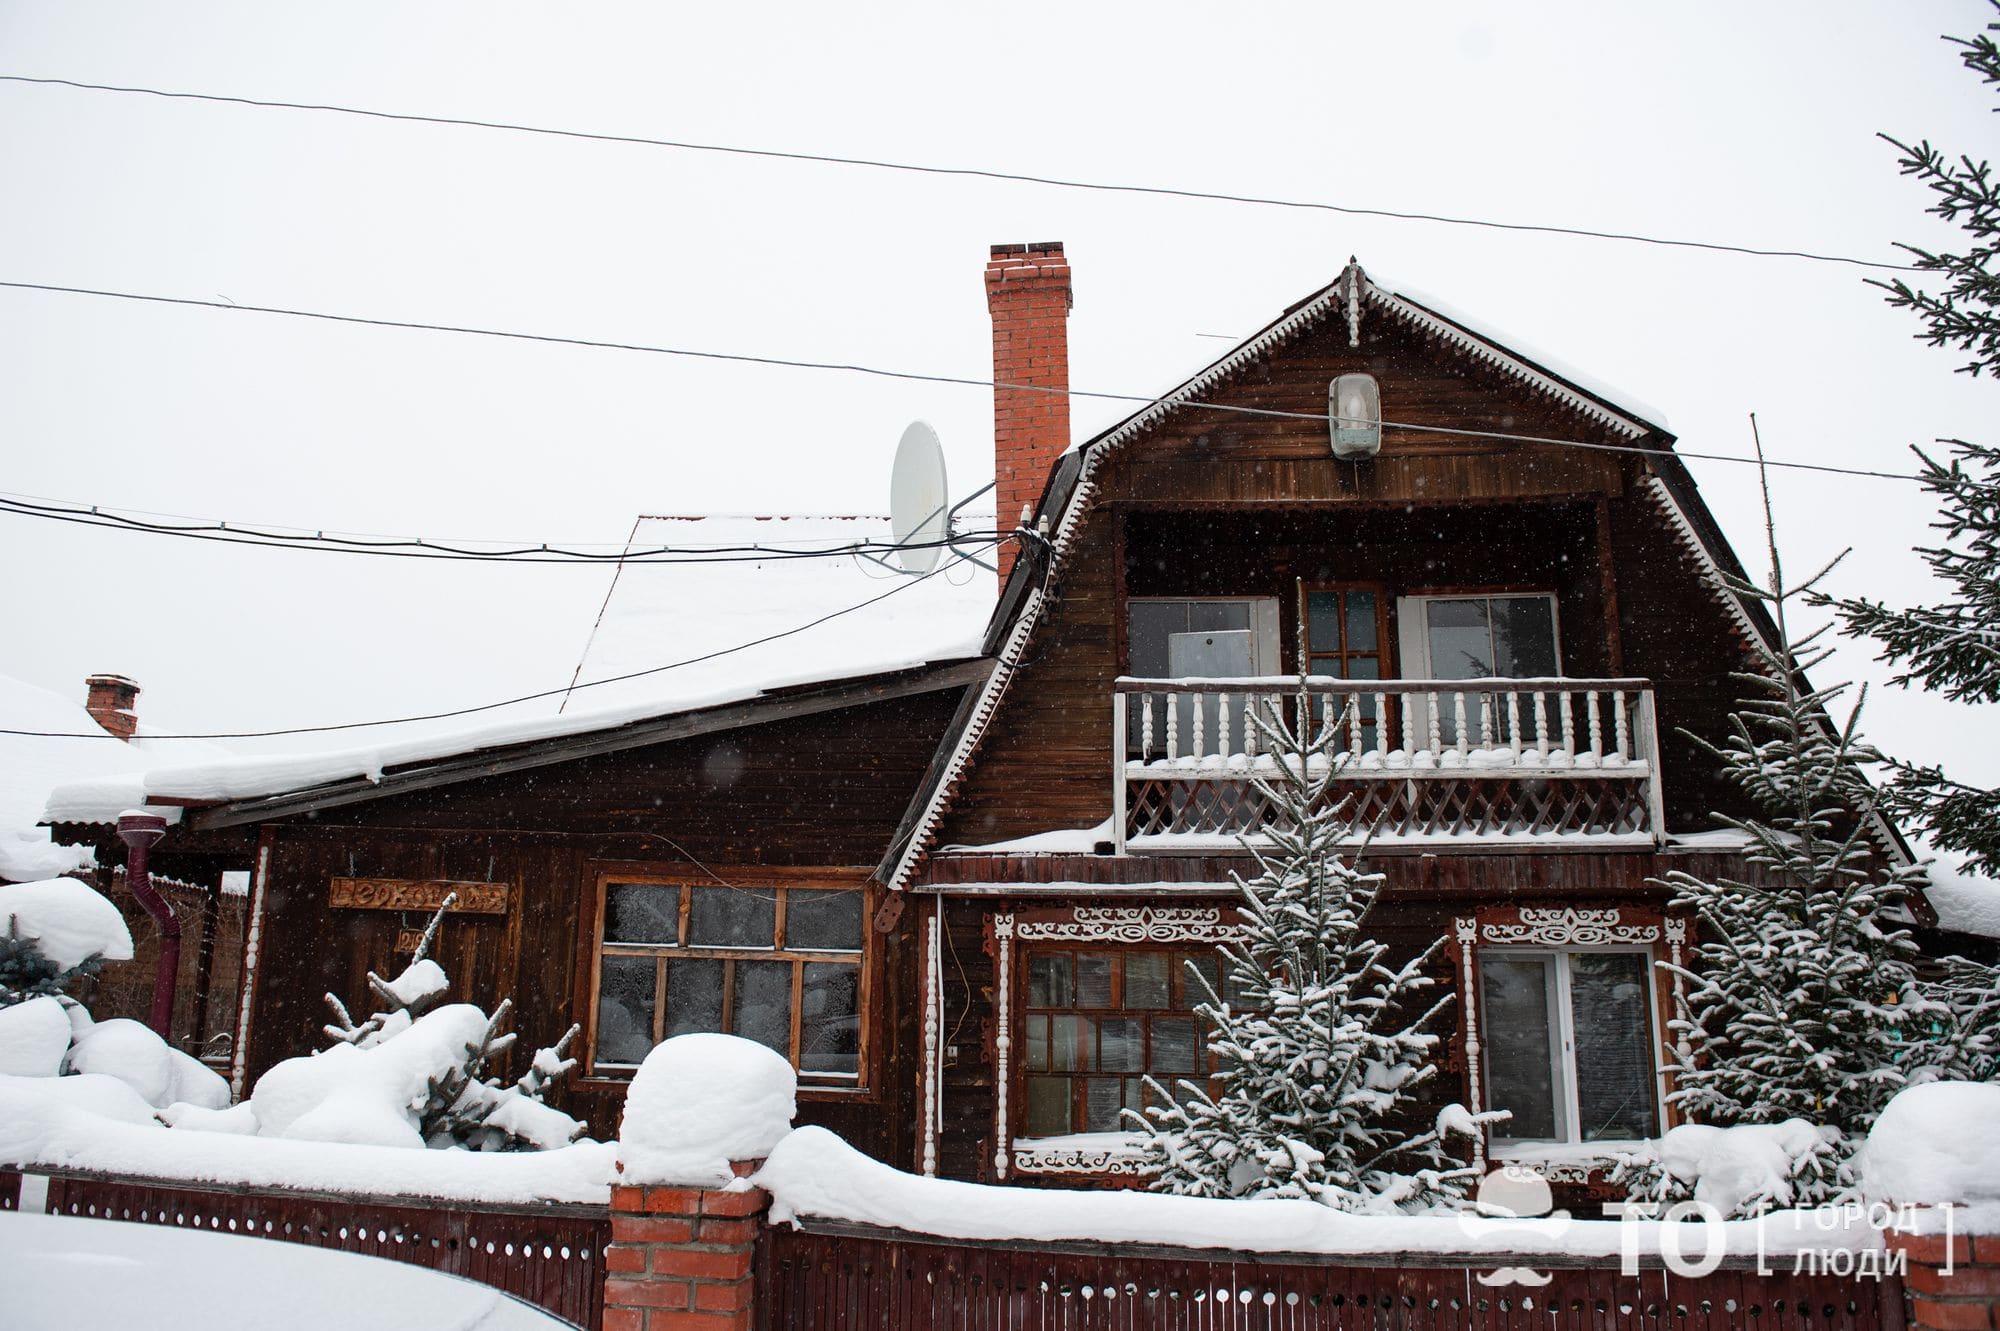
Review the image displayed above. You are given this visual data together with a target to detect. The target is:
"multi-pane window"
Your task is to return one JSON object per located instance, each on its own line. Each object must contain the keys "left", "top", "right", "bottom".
{"left": 592, "top": 879, "right": 864, "bottom": 1085}
{"left": 1302, "top": 586, "right": 1388, "bottom": 749}
{"left": 1020, "top": 948, "right": 1224, "bottom": 1137}
{"left": 1480, "top": 948, "right": 1660, "bottom": 1145}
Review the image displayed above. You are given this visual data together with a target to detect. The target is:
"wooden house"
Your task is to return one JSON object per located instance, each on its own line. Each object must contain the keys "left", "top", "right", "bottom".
{"left": 45, "top": 243, "right": 1954, "bottom": 1196}
{"left": 879, "top": 243, "right": 1930, "bottom": 1191}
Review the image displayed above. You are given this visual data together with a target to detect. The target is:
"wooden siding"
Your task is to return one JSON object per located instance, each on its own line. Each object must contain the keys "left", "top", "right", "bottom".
{"left": 241, "top": 690, "right": 961, "bottom": 1156}
{"left": 928, "top": 872, "right": 1688, "bottom": 1187}
{"left": 929, "top": 310, "right": 1767, "bottom": 853}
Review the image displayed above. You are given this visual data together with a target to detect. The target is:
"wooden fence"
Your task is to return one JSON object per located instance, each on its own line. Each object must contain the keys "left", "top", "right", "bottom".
{"left": 2, "top": 1169, "right": 608, "bottom": 1330}
{"left": 754, "top": 1221, "right": 1909, "bottom": 1331}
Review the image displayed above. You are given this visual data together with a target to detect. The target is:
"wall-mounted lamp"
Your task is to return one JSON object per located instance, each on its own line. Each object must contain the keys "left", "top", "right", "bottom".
{"left": 1329, "top": 373, "right": 1382, "bottom": 459}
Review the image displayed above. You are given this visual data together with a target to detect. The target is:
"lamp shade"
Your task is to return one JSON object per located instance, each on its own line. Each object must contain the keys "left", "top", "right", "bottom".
{"left": 1329, "top": 372, "right": 1382, "bottom": 459}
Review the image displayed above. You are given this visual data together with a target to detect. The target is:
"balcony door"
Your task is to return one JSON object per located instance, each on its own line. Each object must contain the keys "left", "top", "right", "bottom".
{"left": 1302, "top": 586, "right": 1390, "bottom": 752}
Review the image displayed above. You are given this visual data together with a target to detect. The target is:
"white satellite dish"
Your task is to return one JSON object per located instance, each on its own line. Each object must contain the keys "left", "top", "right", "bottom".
{"left": 890, "top": 420, "right": 949, "bottom": 573}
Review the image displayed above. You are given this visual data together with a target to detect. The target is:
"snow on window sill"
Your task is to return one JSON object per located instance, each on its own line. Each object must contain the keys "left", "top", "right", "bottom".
{"left": 1012, "top": 1132, "right": 1148, "bottom": 1177}
{"left": 1491, "top": 1140, "right": 1644, "bottom": 1184}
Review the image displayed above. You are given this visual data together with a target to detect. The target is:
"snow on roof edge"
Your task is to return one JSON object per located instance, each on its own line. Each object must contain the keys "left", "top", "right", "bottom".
{"left": 1370, "top": 278, "right": 1672, "bottom": 434}
{"left": 44, "top": 639, "right": 987, "bottom": 825}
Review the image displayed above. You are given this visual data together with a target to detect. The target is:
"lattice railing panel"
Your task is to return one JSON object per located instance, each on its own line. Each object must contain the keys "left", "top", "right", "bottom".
{"left": 1124, "top": 774, "right": 1655, "bottom": 843}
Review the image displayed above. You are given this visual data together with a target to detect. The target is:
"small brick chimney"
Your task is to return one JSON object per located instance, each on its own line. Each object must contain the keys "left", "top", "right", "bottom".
{"left": 986, "top": 241, "right": 1072, "bottom": 587}
{"left": 84, "top": 674, "right": 140, "bottom": 742}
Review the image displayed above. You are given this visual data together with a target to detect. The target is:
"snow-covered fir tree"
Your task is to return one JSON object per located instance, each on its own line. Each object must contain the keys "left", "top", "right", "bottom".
{"left": 1656, "top": 451, "right": 1955, "bottom": 1192}
{"left": 1130, "top": 690, "right": 1491, "bottom": 1213}
{"left": 0, "top": 919, "right": 96, "bottom": 1008}
{"left": 1813, "top": 5, "right": 2000, "bottom": 878}
{"left": 316, "top": 894, "right": 585, "bottom": 1151}
{"left": 2, "top": 877, "right": 131, "bottom": 1009}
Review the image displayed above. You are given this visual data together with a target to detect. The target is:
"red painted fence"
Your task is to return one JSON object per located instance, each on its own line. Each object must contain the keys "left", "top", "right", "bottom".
{"left": 753, "top": 1220, "right": 1909, "bottom": 1331}
{"left": 3, "top": 1169, "right": 609, "bottom": 1330}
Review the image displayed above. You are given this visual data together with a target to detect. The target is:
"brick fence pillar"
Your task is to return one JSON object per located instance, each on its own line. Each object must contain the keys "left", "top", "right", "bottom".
{"left": 604, "top": 1161, "right": 768, "bottom": 1331}
{"left": 1890, "top": 1213, "right": 2000, "bottom": 1331}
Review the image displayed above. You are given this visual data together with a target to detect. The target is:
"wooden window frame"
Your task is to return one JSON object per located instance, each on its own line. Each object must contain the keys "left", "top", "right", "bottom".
{"left": 1298, "top": 581, "right": 1393, "bottom": 679}
{"left": 579, "top": 864, "right": 875, "bottom": 1096}
{"left": 1014, "top": 942, "right": 1226, "bottom": 1140}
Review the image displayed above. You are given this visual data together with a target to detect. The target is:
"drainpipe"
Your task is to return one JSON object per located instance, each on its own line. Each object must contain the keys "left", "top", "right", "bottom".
{"left": 116, "top": 811, "right": 177, "bottom": 1039}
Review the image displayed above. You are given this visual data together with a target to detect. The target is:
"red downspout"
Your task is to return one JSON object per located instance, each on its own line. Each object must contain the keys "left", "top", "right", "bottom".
{"left": 116, "top": 812, "right": 177, "bottom": 1039}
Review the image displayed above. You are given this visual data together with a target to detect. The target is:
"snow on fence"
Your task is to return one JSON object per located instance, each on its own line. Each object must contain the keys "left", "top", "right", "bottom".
{"left": 1, "top": 1167, "right": 610, "bottom": 1329}
{"left": 1113, "top": 676, "right": 1664, "bottom": 849}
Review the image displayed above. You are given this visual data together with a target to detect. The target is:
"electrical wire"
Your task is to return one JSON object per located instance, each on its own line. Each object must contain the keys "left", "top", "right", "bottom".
{"left": 0, "top": 538, "right": 1005, "bottom": 741}
{"left": 0, "top": 279, "right": 1929, "bottom": 482}
{"left": 0, "top": 491, "right": 1003, "bottom": 563}
{"left": 0, "top": 73, "right": 1914, "bottom": 272}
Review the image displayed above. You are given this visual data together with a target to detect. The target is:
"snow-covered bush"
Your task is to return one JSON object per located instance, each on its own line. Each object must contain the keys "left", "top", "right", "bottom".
{"left": 0, "top": 876, "right": 228, "bottom": 1115}
{"left": 1609, "top": 1120, "right": 1846, "bottom": 1219}
{"left": 0, "top": 876, "right": 133, "bottom": 1007}
{"left": 1856, "top": 1080, "right": 2000, "bottom": 1208}
{"left": 1130, "top": 691, "right": 1495, "bottom": 1213}
{"left": 67, "top": 1017, "right": 228, "bottom": 1111}
{"left": 242, "top": 895, "right": 586, "bottom": 1152}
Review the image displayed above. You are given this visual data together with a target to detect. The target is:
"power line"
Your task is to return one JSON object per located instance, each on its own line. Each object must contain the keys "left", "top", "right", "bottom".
{"left": 0, "top": 278, "right": 1929, "bottom": 482}
{"left": 0, "top": 490, "right": 1003, "bottom": 563}
{"left": 0, "top": 73, "right": 1914, "bottom": 272}
{"left": 0, "top": 539, "right": 1002, "bottom": 742}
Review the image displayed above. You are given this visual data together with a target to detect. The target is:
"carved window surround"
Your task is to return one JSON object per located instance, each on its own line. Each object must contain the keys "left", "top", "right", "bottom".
{"left": 988, "top": 906, "right": 1242, "bottom": 1180}
{"left": 1449, "top": 904, "right": 1687, "bottom": 1179}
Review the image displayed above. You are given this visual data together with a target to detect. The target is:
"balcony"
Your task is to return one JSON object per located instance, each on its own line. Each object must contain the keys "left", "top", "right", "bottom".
{"left": 1111, "top": 677, "right": 1664, "bottom": 852}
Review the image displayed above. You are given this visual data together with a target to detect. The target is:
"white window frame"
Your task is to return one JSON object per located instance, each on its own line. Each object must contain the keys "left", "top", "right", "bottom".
{"left": 1124, "top": 596, "right": 1282, "bottom": 677}
{"left": 1394, "top": 591, "right": 1563, "bottom": 681}
{"left": 1481, "top": 944, "right": 1665, "bottom": 1152}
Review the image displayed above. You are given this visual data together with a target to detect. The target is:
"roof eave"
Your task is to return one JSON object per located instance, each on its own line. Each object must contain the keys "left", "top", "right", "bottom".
{"left": 186, "top": 658, "right": 991, "bottom": 831}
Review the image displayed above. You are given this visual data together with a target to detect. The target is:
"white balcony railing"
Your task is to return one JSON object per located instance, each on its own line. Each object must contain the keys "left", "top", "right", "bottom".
{"left": 1111, "top": 677, "right": 1665, "bottom": 851}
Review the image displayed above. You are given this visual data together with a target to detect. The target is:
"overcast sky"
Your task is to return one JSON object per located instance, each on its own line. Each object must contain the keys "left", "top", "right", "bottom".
{"left": 0, "top": 2, "right": 1993, "bottom": 799}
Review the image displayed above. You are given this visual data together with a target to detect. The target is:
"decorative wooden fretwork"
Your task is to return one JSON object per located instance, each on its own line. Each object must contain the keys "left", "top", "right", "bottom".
{"left": 1011, "top": 1140, "right": 1150, "bottom": 1177}
{"left": 1014, "top": 906, "right": 1237, "bottom": 945}
{"left": 1480, "top": 908, "right": 1661, "bottom": 947}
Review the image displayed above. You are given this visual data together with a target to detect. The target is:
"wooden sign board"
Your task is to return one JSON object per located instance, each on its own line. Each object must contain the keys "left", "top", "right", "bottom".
{"left": 328, "top": 878, "right": 510, "bottom": 915}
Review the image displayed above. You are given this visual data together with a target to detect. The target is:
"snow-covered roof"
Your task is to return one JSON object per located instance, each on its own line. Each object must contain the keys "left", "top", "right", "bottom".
{"left": 1925, "top": 859, "right": 2000, "bottom": 941}
{"left": 1370, "top": 279, "right": 1672, "bottom": 433}
{"left": 0, "top": 673, "right": 207, "bottom": 880}
{"left": 45, "top": 515, "right": 996, "bottom": 823}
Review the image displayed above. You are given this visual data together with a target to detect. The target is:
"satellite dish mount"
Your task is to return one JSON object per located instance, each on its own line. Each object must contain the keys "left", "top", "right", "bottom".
{"left": 882, "top": 420, "right": 996, "bottom": 575}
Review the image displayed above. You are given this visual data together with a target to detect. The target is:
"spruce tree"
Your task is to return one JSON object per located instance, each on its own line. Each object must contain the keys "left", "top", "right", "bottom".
{"left": 1658, "top": 447, "right": 1944, "bottom": 1179}
{"left": 1812, "top": 3, "right": 2000, "bottom": 877}
{"left": 1, "top": 919, "right": 109, "bottom": 1008}
{"left": 1130, "top": 690, "right": 1488, "bottom": 1213}
{"left": 317, "top": 896, "right": 585, "bottom": 1151}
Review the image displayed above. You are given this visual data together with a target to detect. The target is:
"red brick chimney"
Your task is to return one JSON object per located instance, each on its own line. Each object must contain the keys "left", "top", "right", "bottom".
{"left": 986, "top": 241, "right": 1072, "bottom": 587}
{"left": 84, "top": 674, "right": 140, "bottom": 742}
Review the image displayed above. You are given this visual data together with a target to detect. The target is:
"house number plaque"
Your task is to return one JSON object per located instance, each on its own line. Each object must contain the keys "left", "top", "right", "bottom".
{"left": 328, "top": 878, "right": 510, "bottom": 915}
